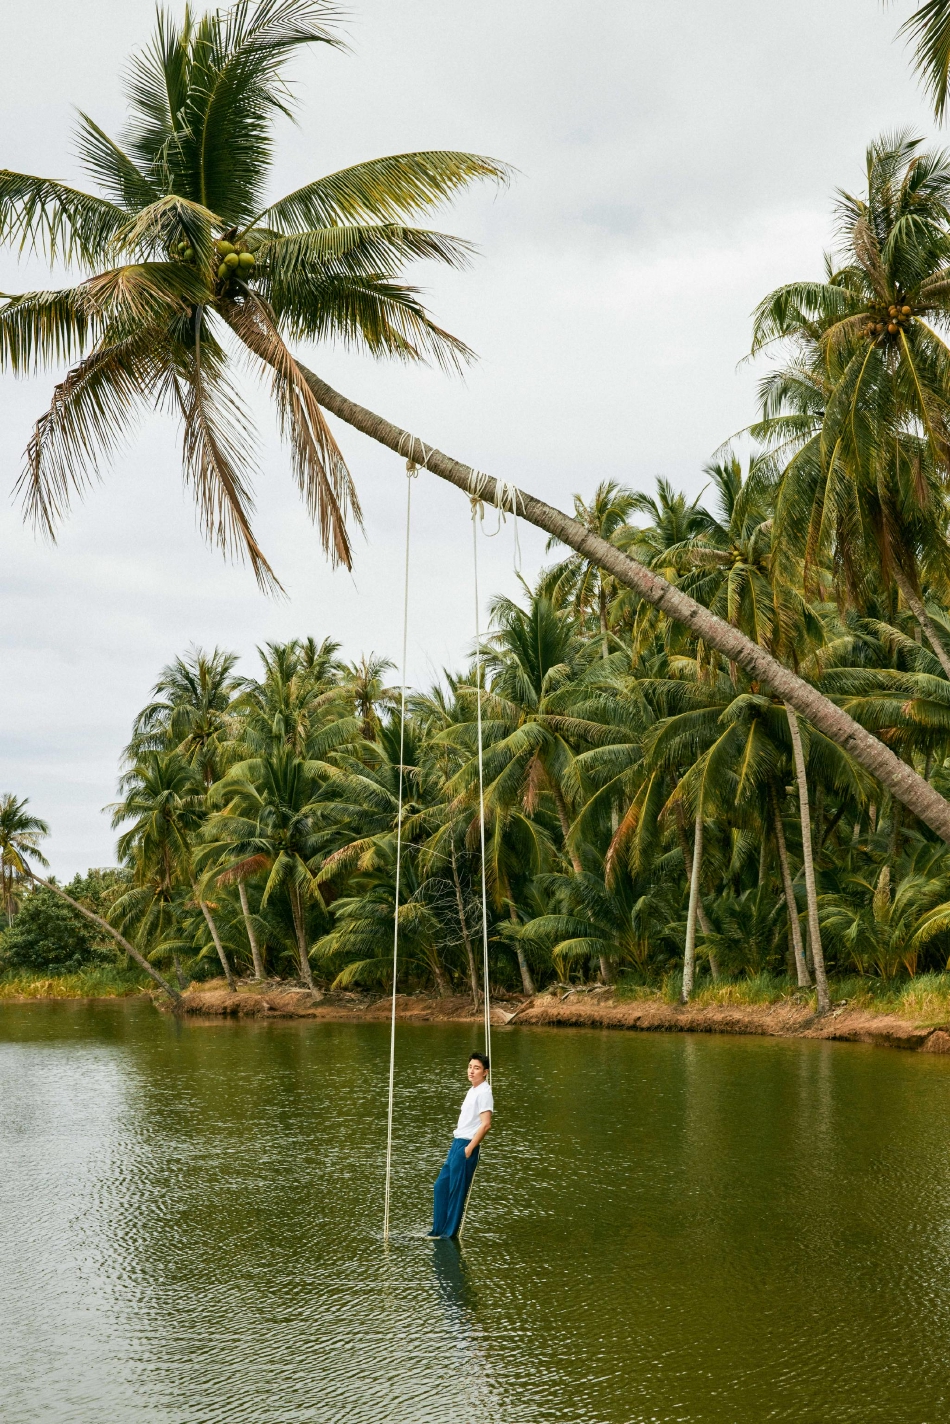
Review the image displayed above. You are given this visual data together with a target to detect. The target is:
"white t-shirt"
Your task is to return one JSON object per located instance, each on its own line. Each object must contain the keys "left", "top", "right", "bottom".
{"left": 454, "top": 1079, "right": 494, "bottom": 1139}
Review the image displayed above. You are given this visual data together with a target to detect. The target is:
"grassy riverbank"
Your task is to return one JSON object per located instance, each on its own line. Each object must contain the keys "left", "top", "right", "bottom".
{"left": 9, "top": 973, "right": 950, "bottom": 1054}
{"left": 0, "top": 967, "right": 152, "bottom": 1000}
{"left": 616, "top": 971, "right": 950, "bottom": 1024}
{"left": 158, "top": 975, "right": 950, "bottom": 1052}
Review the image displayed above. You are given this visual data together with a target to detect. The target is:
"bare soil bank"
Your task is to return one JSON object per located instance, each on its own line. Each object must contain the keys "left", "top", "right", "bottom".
{"left": 174, "top": 985, "right": 515, "bottom": 1024}
{"left": 172, "top": 983, "right": 950, "bottom": 1052}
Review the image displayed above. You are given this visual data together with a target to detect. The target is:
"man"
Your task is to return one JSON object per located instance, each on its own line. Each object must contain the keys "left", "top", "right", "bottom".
{"left": 429, "top": 1052, "right": 493, "bottom": 1238}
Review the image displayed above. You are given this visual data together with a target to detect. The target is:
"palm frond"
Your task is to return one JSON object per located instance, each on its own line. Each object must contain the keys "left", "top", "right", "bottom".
{"left": 169, "top": 344, "right": 281, "bottom": 592}
{"left": 223, "top": 289, "right": 360, "bottom": 566}
{"left": 257, "top": 151, "right": 510, "bottom": 231}
{"left": 16, "top": 334, "right": 166, "bottom": 537}
{"left": 0, "top": 171, "right": 125, "bottom": 265}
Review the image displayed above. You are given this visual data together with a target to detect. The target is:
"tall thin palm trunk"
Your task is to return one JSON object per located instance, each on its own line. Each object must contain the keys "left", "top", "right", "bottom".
{"left": 290, "top": 883, "right": 315, "bottom": 991}
{"left": 196, "top": 893, "right": 236, "bottom": 992}
{"left": 451, "top": 844, "right": 480, "bottom": 1009}
{"left": 428, "top": 948, "right": 451, "bottom": 998}
{"left": 238, "top": 880, "right": 265, "bottom": 980}
{"left": 509, "top": 901, "right": 536, "bottom": 996}
{"left": 550, "top": 778, "right": 611, "bottom": 980}
{"left": 300, "top": 369, "right": 950, "bottom": 845}
{"left": 784, "top": 707, "right": 830, "bottom": 1013}
{"left": 892, "top": 566, "right": 950, "bottom": 680}
{"left": 771, "top": 787, "right": 810, "bottom": 988}
{"left": 681, "top": 805, "right": 703, "bottom": 1003}
{"left": 673, "top": 801, "right": 718, "bottom": 981}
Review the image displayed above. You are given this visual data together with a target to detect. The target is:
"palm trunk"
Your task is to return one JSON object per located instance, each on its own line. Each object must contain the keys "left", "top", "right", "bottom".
{"left": 172, "top": 950, "right": 186, "bottom": 991}
{"left": 681, "top": 805, "right": 703, "bottom": 1003}
{"left": 509, "top": 902, "right": 535, "bottom": 996}
{"left": 28, "top": 872, "right": 180, "bottom": 1003}
{"left": 451, "top": 844, "right": 480, "bottom": 1008}
{"left": 771, "top": 787, "right": 810, "bottom": 988}
{"left": 551, "top": 782, "right": 582, "bottom": 874}
{"left": 892, "top": 566, "right": 950, "bottom": 680}
{"left": 238, "top": 880, "right": 265, "bottom": 980}
{"left": 785, "top": 707, "right": 830, "bottom": 1013}
{"left": 289, "top": 884, "right": 315, "bottom": 991}
{"left": 428, "top": 950, "right": 451, "bottom": 998}
{"left": 197, "top": 894, "right": 236, "bottom": 992}
{"left": 298, "top": 368, "right": 950, "bottom": 843}
{"left": 673, "top": 802, "right": 718, "bottom": 980}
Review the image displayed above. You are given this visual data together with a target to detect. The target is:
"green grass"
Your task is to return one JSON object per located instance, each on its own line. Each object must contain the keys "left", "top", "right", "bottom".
{"left": 614, "top": 970, "right": 950, "bottom": 1021}
{"left": 0, "top": 965, "right": 153, "bottom": 1000}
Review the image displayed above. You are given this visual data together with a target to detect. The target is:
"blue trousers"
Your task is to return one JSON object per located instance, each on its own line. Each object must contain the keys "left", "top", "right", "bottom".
{"left": 430, "top": 1136, "right": 479, "bottom": 1237}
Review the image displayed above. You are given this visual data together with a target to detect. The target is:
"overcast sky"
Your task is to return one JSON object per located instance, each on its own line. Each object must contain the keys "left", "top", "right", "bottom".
{"left": 0, "top": 0, "right": 939, "bottom": 875}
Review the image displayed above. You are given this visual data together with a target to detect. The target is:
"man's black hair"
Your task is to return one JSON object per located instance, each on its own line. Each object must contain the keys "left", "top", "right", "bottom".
{"left": 469, "top": 1051, "right": 490, "bottom": 1071}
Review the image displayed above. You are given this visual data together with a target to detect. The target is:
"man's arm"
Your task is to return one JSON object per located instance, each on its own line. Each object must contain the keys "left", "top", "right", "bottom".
{"left": 464, "top": 1110, "right": 492, "bottom": 1158}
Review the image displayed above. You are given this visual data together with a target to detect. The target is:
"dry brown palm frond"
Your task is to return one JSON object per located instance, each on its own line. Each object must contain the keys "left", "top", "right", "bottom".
{"left": 168, "top": 358, "right": 282, "bottom": 593}
{"left": 851, "top": 215, "right": 890, "bottom": 301}
{"left": 17, "top": 333, "right": 164, "bottom": 537}
{"left": 222, "top": 290, "right": 361, "bottom": 566}
{"left": 216, "top": 853, "right": 271, "bottom": 883}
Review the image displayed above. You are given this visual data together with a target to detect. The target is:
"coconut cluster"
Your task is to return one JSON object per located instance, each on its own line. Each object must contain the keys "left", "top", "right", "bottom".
{"left": 865, "top": 302, "right": 913, "bottom": 340}
{"left": 214, "top": 239, "right": 256, "bottom": 282}
{"left": 169, "top": 236, "right": 257, "bottom": 284}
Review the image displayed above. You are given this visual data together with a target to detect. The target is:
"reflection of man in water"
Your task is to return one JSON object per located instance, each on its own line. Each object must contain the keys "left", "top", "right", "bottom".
{"left": 428, "top": 1053, "right": 493, "bottom": 1238}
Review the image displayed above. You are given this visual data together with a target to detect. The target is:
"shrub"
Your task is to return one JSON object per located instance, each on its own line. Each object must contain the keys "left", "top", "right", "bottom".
{"left": 0, "top": 869, "right": 125, "bottom": 975}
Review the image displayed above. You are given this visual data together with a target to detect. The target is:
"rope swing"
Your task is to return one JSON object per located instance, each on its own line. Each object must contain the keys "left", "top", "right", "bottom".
{"left": 471, "top": 497, "right": 493, "bottom": 1082}
{"left": 382, "top": 458, "right": 416, "bottom": 1243}
{"left": 383, "top": 446, "right": 513, "bottom": 1240}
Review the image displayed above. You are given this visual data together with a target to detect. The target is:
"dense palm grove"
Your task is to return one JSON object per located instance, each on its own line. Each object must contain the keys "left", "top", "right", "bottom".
{"left": 9, "top": 4, "right": 950, "bottom": 1009}
{"left": 8, "top": 415, "right": 950, "bottom": 1005}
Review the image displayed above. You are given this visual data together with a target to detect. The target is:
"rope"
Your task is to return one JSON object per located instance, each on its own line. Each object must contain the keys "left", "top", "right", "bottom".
{"left": 471, "top": 503, "right": 493, "bottom": 1076}
{"left": 456, "top": 500, "right": 494, "bottom": 1245}
{"left": 382, "top": 460, "right": 417, "bottom": 1242}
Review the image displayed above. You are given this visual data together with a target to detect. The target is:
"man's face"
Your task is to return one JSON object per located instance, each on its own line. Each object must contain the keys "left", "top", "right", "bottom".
{"left": 467, "top": 1058, "right": 487, "bottom": 1086}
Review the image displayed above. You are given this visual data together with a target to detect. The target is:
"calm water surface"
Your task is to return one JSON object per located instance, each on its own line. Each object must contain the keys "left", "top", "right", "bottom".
{"left": 2, "top": 1002, "right": 950, "bottom": 1423}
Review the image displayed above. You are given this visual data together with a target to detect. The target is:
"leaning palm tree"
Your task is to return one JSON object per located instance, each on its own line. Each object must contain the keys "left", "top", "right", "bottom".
{"left": 0, "top": 0, "right": 508, "bottom": 587}
{"left": 0, "top": 793, "right": 49, "bottom": 924}
{"left": 5, "top": 5, "right": 950, "bottom": 852}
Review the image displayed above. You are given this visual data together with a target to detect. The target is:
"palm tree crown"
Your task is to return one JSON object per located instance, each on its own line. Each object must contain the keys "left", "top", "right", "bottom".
{"left": 0, "top": 0, "right": 508, "bottom": 586}
{"left": 0, "top": 793, "right": 50, "bottom": 924}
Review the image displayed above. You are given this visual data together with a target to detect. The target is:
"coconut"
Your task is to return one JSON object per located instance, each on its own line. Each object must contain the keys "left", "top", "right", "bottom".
{"left": 217, "top": 262, "right": 230, "bottom": 280}
{"left": 238, "top": 252, "right": 255, "bottom": 269}
{"left": 902, "top": 305, "right": 912, "bottom": 315}
{"left": 183, "top": 247, "right": 194, "bottom": 261}
{"left": 887, "top": 322, "right": 898, "bottom": 333}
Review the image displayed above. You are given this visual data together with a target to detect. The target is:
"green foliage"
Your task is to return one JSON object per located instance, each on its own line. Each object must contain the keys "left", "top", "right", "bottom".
{"left": 0, "top": 870, "right": 124, "bottom": 974}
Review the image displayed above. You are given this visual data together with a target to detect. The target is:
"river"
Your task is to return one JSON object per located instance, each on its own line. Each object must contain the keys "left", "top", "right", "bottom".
{"left": 2, "top": 1001, "right": 950, "bottom": 1422}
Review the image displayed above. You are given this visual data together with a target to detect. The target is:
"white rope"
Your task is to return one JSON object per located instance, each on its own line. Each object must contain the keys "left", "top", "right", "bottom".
{"left": 457, "top": 504, "right": 493, "bottom": 1245}
{"left": 471, "top": 505, "right": 493, "bottom": 1073}
{"left": 383, "top": 461, "right": 417, "bottom": 1242}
